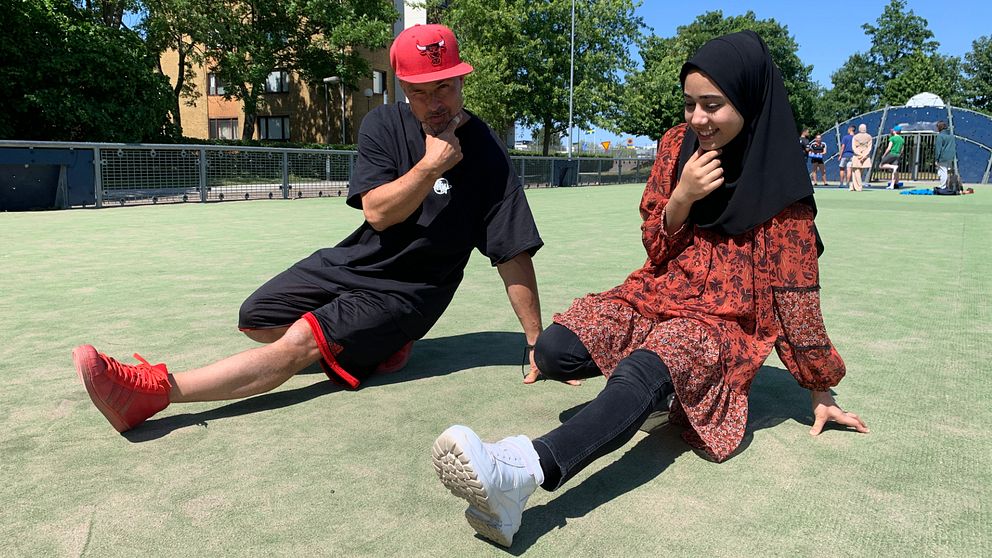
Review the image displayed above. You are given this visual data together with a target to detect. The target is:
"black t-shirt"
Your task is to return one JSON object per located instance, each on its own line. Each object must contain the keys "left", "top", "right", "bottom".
{"left": 322, "top": 102, "right": 543, "bottom": 334}
{"left": 808, "top": 140, "right": 826, "bottom": 160}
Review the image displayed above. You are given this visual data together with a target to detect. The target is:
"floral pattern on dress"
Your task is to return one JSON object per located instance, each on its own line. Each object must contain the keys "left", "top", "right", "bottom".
{"left": 553, "top": 124, "right": 846, "bottom": 462}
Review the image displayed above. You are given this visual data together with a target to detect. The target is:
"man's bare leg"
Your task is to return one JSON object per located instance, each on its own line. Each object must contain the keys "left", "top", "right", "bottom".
{"left": 74, "top": 319, "right": 324, "bottom": 432}
{"left": 170, "top": 319, "right": 321, "bottom": 402}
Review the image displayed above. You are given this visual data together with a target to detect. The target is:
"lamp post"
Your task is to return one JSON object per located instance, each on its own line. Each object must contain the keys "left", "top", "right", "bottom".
{"left": 323, "top": 76, "right": 345, "bottom": 144}
{"left": 364, "top": 88, "right": 373, "bottom": 114}
{"left": 567, "top": 0, "right": 575, "bottom": 159}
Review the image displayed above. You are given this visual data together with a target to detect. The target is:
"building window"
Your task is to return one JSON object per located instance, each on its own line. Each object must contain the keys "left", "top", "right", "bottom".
{"left": 209, "top": 118, "right": 239, "bottom": 140}
{"left": 372, "top": 69, "right": 386, "bottom": 95}
{"left": 264, "top": 70, "right": 290, "bottom": 93}
{"left": 258, "top": 116, "right": 290, "bottom": 140}
{"left": 208, "top": 73, "right": 227, "bottom": 96}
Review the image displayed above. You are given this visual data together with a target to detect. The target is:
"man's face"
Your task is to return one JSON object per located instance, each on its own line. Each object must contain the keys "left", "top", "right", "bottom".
{"left": 400, "top": 77, "right": 465, "bottom": 133}
{"left": 815, "top": 135, "right": 822, "bottom": 142}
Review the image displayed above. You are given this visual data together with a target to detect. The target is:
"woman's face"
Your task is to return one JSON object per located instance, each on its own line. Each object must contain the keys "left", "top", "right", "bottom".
{"left": 683, "top": 70, "right": 744, "bottom": 151}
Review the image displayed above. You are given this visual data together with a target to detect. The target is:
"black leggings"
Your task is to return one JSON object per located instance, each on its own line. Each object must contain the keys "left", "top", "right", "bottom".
{"left": 532, "top": 324, "right": 674, "bottom": 490}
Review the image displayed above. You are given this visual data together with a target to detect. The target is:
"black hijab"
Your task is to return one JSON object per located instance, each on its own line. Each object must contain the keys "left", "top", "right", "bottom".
{"left": 676, "top": 31, "right": 821, "bottom": 252}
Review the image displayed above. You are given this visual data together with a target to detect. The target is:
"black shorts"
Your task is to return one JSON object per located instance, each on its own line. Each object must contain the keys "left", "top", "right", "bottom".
{"left": 809, "top": 157, "right": 825, "bottom": 167}
{"left": 880, "top": 154, "right": 900, "bottom": 166}
{"left": 239, "top": 251, "right": 416, "bottom": 388}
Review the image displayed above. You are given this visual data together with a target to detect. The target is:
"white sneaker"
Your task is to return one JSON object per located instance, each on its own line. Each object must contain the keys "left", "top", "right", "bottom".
{"left": 432, "top": 425, "right": 543, "bottom": 547}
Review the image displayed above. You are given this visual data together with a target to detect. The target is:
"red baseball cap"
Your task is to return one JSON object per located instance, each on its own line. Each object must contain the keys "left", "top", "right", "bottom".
{"left": 390, "top": 24, "right": 474, "bottom": 84}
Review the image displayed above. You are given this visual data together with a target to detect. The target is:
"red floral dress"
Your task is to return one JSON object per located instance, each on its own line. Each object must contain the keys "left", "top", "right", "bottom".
{"left": 553, "top": 124, "right": 846, "bottom": 462}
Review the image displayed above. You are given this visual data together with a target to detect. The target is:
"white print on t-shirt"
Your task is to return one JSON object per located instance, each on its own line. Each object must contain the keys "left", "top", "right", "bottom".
{"left": 433, "top": 178, "right": 452, "bottom": 195}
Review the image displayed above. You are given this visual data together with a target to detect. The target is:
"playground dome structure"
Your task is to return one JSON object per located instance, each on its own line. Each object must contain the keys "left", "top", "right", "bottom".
{"left": 818, "top": 93, "right": 992, "bottom": 185}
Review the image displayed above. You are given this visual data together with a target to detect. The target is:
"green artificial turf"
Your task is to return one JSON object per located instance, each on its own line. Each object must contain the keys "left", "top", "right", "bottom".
{"left": 1, "top": 185, "right": 988, "bottom": 556}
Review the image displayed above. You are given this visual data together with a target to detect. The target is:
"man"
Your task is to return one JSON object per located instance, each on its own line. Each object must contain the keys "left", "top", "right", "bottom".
{"left": 808, "top": 133, "right": 827, "bottom": 186}
{"left": 73, "top": 24, "right": 547, "bottom": 433}
{"left": 799, "top": 128, "right": 811, "bottom": 167}
{"left": 838, "top": 125, "right": 855, "bottom": 189}
{"left": 880, "top": 125, "right": 904, "bottom": 189}
{"left": 934, "top": 120, "right": 958, "bottom": 193}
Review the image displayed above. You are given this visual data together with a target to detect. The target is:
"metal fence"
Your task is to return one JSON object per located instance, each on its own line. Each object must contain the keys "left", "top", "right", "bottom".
{"left": 0, "top": 140, "right": 654, "bottom": 209}
{"left": 93, "top": 144, "right": 355, "bottom": 206}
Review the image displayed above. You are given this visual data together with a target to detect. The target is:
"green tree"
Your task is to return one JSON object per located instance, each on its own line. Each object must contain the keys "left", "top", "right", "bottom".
{"left": 73, "top": 0, "right": 140, "bottom": 29}
{"left": 861, "top": 0, "right": 937, "bottom": 85}
{"left": 432, "top": 0, "right": 644, "bottom": 155}
{"left": 824, "top": 0, "right": 944, "bottom": 121}
{"left": 1, "top": 0, "right": 174, "bottom": 141}
{"left": 141, "top": 0, "right": 211, "bottom": 135}
{"left": 882, "top": 51, "right": 963, "bottom": 107}
{"left": 616, "top": 10, "right": 817, "bottom": 140}
{"left": 964, "top": 35, "right": 992, "bottom": 113}
{"left": 199, "top": 0, "right": 396, "bottom": 140}
{"left": 814, "top": 53, "right": 876, "bottom": 129}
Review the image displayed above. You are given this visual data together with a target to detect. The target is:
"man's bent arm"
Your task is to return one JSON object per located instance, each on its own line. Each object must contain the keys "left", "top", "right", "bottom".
{"left": 360, "top": 163, "right": 443, "bottom": 231}
{"left": 360, "top": 113, "right": 465, "bottom": 231}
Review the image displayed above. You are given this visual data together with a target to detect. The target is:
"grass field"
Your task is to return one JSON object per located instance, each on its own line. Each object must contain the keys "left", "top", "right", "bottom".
{"left": 1, "top": 184, "right": 989, "bottom": 557}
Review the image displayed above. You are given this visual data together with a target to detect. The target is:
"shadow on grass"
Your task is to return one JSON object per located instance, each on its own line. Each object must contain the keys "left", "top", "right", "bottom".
{"left": 502, "top": 365, "right": 820, "bottom": 553}
{"left": 365, "top": 330, "right": 526, "bottom": 387}
{"left": 125, "top": 331, "right": 526, "bottom": 442}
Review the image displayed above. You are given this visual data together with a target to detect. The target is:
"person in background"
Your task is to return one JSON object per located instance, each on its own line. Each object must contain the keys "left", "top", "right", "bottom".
{"left": 880, "top": 125, "right": 904, "bottom": 189}
{"left": 934, "top": 120, "right": 958, "bottom": 192}
{"left": 808, "top": 133, "right": 828, "bottom": 186}
{"left": 799, "top": 127, "right": 811, "bottom": 174}
{"left": 838, "top": 125, "right": 856, "bottom": 189}
{"left": 850, "top": 124, "right": 873, "bottom": 192}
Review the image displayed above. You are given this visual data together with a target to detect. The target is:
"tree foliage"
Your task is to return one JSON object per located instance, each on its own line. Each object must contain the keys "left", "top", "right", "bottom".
{"left": 882, "top": 51, "right": 963, "bottom": 107}
{"left": 194, "top": 0, "right": 396, "bottom": 140}
{"left": 141, "top": 0, "right": 211, "bottom": 134}
{"left": 73, "top": 0, "right": 141, "bottom": 29}
{"left": 964, "top": 35, "right": 992, "bottom": 113}
{"left": 814, "top": 53, "right": 876, "bottom": 127}
{"left": 861, "top": 0, "right": 937, "bottom": 85}
{"left": 819, "top": 0, "right": 953, "bottom": 128}
{"left": 431, "top": 0, "right": 644, "bottom": 155}
{"left": 616, "top": 10, "right": 817, "bottom": 140}
{"left": 1, "top": 0, "right": 174, "bottom": 141}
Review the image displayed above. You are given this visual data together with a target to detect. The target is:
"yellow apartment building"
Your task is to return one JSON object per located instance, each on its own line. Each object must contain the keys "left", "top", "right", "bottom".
{"left": 160, "top": 2, "right": 426, "bottom": 144}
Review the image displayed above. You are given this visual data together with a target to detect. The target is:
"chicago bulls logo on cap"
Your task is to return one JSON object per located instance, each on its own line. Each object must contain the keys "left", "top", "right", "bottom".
{"left": 417, "top": 39, "right": 446, "bottom": 66}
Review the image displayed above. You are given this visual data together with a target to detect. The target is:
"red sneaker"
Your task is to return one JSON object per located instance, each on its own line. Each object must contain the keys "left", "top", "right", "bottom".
{"left": 72, "top": 345, "right": 171, "bottom": 433}
{"left": 374, "top": 341, "right": 415, "bottom": 374}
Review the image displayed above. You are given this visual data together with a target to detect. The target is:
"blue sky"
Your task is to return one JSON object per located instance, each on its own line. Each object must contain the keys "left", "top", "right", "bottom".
{"left": 560, "top": 0, "right": 992, "bottom": 146}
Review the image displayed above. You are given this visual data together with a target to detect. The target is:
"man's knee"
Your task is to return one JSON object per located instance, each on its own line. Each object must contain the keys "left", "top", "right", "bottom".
{"left": 242, "top": 327, "right": 288, "bottom": 344}
{"left": 274, "top": 319, "right": 322, "bottom": 362}
{"left": 239, "top": 292, "right": 293, "bottom": 343}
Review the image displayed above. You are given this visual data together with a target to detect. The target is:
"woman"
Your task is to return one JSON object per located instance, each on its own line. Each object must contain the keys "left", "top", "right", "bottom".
{"left": 431, "top": 31, "right": 868, "bottom": 548}
{"left": 850, "top": 124, "right": 873, "bottom": 191}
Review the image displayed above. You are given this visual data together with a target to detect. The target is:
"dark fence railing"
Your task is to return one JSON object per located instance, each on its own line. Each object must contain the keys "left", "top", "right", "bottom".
{"left": 0, "top": 141, "right": 654, "bottom": 209}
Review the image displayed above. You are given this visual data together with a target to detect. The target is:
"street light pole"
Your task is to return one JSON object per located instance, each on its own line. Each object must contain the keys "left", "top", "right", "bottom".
{"left": 567, "top": 0, "right": 575, "bottom": 159}
{"left": 323, "top": 81, "right": 331, "bottom": 143}
{"left": 323, "top": 76, "right": 346, "bottom": 144}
